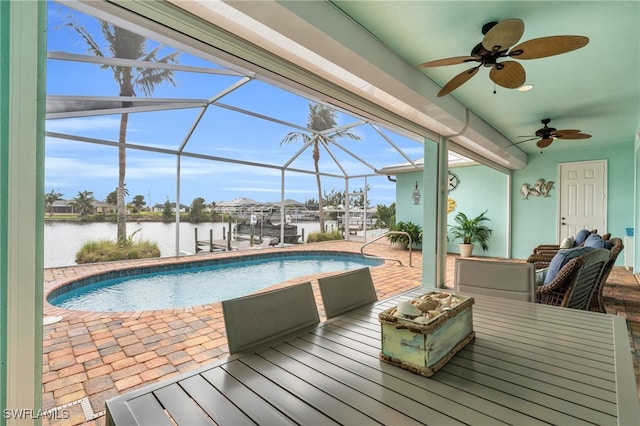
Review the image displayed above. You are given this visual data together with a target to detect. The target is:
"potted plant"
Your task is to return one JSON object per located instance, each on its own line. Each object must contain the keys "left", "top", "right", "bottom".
{"left": 387, "top": 221, "right": 423, "bottom": 249}
{"left": 449, "top": 210, "right": 493, "bottom": 257}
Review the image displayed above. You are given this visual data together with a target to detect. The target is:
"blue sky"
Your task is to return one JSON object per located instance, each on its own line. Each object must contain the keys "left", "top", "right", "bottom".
{"left": 45, "top": 1, "right": 425, "bottom": 208}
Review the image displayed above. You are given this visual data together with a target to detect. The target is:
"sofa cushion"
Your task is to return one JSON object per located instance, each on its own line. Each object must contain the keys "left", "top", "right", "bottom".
{"left": 543, "top": 246, "right": 595, "bottom": 285}
{"left": 584, "top": 233, "right": 613, "bottom": 249}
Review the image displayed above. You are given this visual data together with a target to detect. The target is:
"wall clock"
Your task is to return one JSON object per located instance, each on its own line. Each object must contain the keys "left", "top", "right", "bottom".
{"left": 448, "top": 171, "right": 460, "bottom": 192}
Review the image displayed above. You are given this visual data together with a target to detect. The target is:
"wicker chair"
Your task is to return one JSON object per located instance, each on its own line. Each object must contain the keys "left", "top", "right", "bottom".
{"left": 535, "top": 248, "right": 610, "bottom": 310}
{"left": 528, "top": 238, "right": 624, "bottom": 313}
{"left": 588, "top": 238, "right": 624, "bottom": 312}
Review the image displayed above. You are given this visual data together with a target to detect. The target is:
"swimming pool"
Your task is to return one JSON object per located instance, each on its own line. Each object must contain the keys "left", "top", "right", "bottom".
{"left": 47, "top": 251, "right": 384, "bottom": 312}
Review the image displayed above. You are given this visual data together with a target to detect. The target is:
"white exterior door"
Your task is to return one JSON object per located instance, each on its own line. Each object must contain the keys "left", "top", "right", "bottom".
{"left": 558, "top": 160, "right": 607, "bottom": 240}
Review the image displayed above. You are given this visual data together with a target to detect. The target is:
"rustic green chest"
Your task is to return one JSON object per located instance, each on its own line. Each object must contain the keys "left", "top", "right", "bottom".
{"left": 379, "top": 292, "right": 475, "bottom": 377}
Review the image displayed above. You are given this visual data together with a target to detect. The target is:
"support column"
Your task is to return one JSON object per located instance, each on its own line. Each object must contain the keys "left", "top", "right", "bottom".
{"left": 421, "top": 139, "right": 440, "bottom": 288}
{"left": 1, "top": 0, "right": 46, "bottom": 423}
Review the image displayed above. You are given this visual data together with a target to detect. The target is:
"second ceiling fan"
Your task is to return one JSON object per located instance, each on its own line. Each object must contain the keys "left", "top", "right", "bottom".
{"left": 519, "top": 118, "right": 592, "bottom": 149}
{"left": 418, "top": 18, "right": 589, "bottom": 97}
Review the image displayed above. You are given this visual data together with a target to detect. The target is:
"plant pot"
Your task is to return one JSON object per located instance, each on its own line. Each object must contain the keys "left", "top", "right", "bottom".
{"left": 459, "top": 243, "right": 474, "bottom": 257}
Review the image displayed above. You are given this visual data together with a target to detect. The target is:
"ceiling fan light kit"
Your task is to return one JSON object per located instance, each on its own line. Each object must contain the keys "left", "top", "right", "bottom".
{"left": 418, "top": 18, "right": 589, "bottom": 97}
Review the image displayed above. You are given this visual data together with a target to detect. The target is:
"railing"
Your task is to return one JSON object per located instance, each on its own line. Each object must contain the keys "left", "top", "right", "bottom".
{"left": 360, "top": 231, "right": 412, "bottom": 267}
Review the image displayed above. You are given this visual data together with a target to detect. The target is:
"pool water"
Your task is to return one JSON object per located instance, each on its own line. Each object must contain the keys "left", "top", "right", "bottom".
{"left": 49, "top": 253, "right": 383, "bottom": 312}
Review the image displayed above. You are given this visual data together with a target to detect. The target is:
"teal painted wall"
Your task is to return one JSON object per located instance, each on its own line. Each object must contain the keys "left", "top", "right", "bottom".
{"left": 394, "top": 140, "right": 633, "bottom": 266}
{"left": 446, "top": 165, "right": 508, "bottom": 258}
{"left": 512, "top": 142, "right": 633, "bottom": 263}
{"left": 396, "top": 164, "right": 509, "bottom": 259}
{"left": 396, "top": 171, "right": 424, "bottom": 225}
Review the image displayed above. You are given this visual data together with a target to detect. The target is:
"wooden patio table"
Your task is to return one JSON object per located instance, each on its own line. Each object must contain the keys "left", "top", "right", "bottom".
{"left": 106, "top": 287, "right": 640, "bottom": 425}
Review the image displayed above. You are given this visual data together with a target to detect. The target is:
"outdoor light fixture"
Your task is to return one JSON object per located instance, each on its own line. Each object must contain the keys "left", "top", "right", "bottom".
{"left": 412, "top": 181, "right": 421, "bottom": 205}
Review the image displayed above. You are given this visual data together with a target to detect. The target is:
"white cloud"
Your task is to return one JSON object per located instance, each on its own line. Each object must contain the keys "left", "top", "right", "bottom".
{"left": 45, "top": 117, "right": 122, "bottom": 133}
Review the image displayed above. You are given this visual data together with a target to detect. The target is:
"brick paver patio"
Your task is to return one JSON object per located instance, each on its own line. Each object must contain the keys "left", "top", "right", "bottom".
{"left": 41, "top": 240, "right": 640, "bottom": 425}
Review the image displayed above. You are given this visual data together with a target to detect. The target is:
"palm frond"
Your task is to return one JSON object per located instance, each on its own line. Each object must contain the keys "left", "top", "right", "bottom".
{"left": 280, "top": 132, "right": 311, "bottom": 145}
{"left": 64, "top": 18, "right": 104, "bottom": 59}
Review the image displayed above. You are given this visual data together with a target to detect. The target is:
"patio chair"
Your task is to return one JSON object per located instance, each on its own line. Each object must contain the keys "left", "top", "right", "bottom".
{"left": 528, "top": 237, "right": 623, "bottom": 313}
{"left": 317, "top": 267, "right": 378, "bottom": 319}
{"left": 454, "top": 258, "right": 535, "bottom": 302}
{"left": 589, "top": 237, "right": 624, "bottom": 313}
{"left": 222, "top": 281, "right": 320, "bottom": 354}
{"left": 536, "top": 248, "right": 610, "bottom": 310}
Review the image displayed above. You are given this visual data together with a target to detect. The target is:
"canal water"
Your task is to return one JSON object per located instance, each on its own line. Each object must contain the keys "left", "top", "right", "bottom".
{"left": 44, "top": 220, "right": 330, "bottom": 268}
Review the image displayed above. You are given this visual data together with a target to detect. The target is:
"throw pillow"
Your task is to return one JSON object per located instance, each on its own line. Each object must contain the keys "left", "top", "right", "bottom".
{"left": 543, "top": 246, "right": 596, "bottom": 285}
{"left": 535, "top": 268, "right": 548, "bottom": 286}
{"left": 559, "top": 236, "right": 575, "bottom": 248}
{"left": 574, "top": 229, "right": 593, "bottom": 246}
{"left": 584, "top": 233, "right": 613, "bottom": 249}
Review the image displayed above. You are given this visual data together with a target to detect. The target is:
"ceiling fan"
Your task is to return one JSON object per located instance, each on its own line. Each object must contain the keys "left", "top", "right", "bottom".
{"left": 418, "top": 18, "right": 589, "bottom": 97}
{"left": 518, "top": 118, "right": 592, "bottom": 149}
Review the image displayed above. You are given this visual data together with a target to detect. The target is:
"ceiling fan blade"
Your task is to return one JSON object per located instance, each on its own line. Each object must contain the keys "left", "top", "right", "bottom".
{"left": 537, "top": 138, "right": 554, "bottom": 148}
{"left": 437, "top": 66, "right": 479, "bottom": 97}
{"left": 556, "top": 132, "right": 592, "bottom": 140}
{"left": 482, "top": 18, "right": 524, "bottom": 52}
{"left": 517, "top": 136, "right": 538, "bottom": 143}
{"left": 509, "top": 35, "right": 589, "bottom": 60}
{"left": 418, "top": 56, "right": 478, "bottom": 68}
{"left": 489, "top": 61, "right": 525, "bottom": 88}
{"left": 550, "top": 129, "right": 581, "bottom": 137}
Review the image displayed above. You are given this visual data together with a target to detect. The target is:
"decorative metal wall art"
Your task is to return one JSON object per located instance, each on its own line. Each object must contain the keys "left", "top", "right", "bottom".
{"left": 520, "top": 178, "right": 555, "bottom": 199}
{"left": 448, "top": 171, "right": 460, "bottom": 192}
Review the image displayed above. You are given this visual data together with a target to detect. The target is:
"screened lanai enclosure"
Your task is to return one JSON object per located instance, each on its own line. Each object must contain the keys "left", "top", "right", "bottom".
{"left": 45, "top": 1, "right": 479, "bottom": 255}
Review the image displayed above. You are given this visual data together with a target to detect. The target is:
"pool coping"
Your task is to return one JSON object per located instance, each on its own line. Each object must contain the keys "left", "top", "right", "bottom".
{"left": 44, "top": 245, "right": 389, "bottom": 320}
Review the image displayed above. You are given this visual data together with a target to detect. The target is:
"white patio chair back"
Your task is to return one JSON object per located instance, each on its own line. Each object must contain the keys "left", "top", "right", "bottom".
{"left": 455, "top": 258, "right": 535, "bottom": 302}
{"left": 222, "top": 281, "right": 320, "bottom": 354}
{"left": 318, "top": 267, "right": 378, "bottom": 319}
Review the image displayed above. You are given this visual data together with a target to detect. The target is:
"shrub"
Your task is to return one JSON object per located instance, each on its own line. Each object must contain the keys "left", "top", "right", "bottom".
{"left": 76, "top": 231, "right": 160, "bottom": 264}
{"left": 387, "top": 221, "right": 422, "bottom": 249}
{"left": 306, "top": 230, "right": 344, "bottom": 243}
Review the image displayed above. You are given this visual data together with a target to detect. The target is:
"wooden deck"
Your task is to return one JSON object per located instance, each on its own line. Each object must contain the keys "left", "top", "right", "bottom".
{"left": 106, "top": 288, "right": 640, "bottom": 425}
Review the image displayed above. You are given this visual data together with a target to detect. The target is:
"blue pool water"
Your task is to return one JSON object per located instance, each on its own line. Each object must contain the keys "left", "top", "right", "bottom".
{"left": 48, "top": 252, "right": 383, "bottom": 312}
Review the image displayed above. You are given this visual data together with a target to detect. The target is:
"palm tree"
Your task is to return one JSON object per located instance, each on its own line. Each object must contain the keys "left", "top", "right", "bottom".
{"left": 44, "top": 189, "right": 63, "bottom": 217}
{"left": 132, "top": 194, "right": 146, "bottom": 213}
{"left": 280, "top": 103, "right": 360, "bottom": 231}
{"left": 69, "top": 190, "right": 96, "bottom": 216}
{"left": 65, "top": 17, "right": 179, "bottom": 241}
